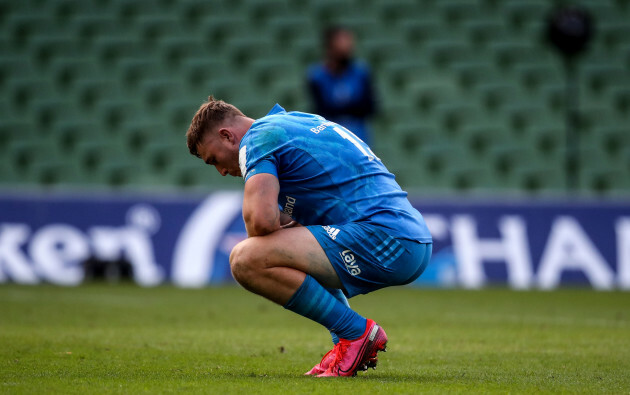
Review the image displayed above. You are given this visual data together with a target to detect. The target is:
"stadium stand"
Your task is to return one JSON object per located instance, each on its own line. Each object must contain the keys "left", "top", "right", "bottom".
{"left": 0, "top": 0, "right": 628, "bottom": 194}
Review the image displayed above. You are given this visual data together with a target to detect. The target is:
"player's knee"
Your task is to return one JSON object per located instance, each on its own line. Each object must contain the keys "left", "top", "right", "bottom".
{"left": 229, "top": 239, "right": 259, "bottom": 285}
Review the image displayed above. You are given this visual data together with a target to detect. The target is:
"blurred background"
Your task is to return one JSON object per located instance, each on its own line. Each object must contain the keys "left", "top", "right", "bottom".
{"left": 0, "top": 0, "right": 629, "bottom": 288}
{"left": 1, "top": 0, "right": 628, "bottom": 194}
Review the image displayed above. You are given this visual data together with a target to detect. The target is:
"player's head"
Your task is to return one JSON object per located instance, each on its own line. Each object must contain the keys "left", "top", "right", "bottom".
{"left": 323, "top": 26, "right": 355, "bottom": 67}
{"left": 186, "top": 96, "right": 252, "bottom": 177}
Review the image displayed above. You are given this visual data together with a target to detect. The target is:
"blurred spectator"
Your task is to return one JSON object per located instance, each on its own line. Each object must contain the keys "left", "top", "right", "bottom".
{"left": 307, "top": 26, "right": 378, "bottom": 144}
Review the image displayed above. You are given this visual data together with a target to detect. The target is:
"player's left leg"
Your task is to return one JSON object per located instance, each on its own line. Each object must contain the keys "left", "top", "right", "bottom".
{"left": 229, "top": 227, "right": 340, "bottom": 301}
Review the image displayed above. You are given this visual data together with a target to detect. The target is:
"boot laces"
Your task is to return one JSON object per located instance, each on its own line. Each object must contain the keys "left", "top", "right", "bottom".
{"left": 331, "top": 339, "right": 351, "bottom": 369}
{"left": 318, "top": 348, "right": 334, "bottom": 366}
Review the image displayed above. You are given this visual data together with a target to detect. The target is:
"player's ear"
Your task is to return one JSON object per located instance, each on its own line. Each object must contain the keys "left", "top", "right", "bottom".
{"left": 217, "top": 128, "right": 232, "bottom": 142}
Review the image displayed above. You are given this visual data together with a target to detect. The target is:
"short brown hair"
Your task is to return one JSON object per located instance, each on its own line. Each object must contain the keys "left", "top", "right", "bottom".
{"left": 186, "top": 96, "right": 245, "bottom": 158}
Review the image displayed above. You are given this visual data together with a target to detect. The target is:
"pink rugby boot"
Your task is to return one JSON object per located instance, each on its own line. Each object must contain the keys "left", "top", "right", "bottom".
{"left": 317, "top": 319, "right": 388, "bottom": 377}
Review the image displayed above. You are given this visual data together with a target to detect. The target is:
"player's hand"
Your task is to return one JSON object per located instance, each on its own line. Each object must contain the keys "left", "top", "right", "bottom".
{"left": 279, "top": 211, "right": 302, "bottom": 228}
{"left": 281, "top": 220, "right": 298, "bottom": 228}
{"left": 281, "top": 220, "right": 303, "bottom": 229}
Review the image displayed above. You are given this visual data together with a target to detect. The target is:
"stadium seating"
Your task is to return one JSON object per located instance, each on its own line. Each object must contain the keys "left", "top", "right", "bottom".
{"left": 0, "top": 0, "right": 628, "bottom": 195}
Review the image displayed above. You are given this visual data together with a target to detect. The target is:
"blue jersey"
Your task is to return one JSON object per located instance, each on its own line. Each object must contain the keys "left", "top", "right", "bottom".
{"left": 307, "top": 61, "right": 376, "bottom": 144}
{"left": 239, "top": 104, "right": 432, "bottom": 243}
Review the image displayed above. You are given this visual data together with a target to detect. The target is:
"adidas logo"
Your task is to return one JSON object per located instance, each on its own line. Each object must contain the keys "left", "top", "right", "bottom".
{"left": 322, "top": 225, "right": 340, "bottom": 240}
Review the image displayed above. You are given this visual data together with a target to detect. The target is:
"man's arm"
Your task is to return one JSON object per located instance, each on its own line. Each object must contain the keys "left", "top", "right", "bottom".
{"left": 242, "top": 173, "right": 282, "bottom": 237}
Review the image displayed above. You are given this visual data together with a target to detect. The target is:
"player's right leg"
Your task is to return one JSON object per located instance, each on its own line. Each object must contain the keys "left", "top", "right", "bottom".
{"left": 302, "top": 223, "right": 432, "bottom": 376}
{"left": 229, "top": 223, "right": 429, "bottom": 377}
{"left": 325, "top": 287, "right": 349, "bottom": 344}
{"left": 229, "top": 227, "right": 372, "bottom": 372}
{"left": 304, "top": 287, "right": 350, "bottom": 376}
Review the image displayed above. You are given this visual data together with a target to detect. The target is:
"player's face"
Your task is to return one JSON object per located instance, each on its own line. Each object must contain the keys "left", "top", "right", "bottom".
{"left": 330, "top": 31, "right": 354, "bottom": 61}
{"left": 197, "top": 131, "right": 241, "bottom": 177}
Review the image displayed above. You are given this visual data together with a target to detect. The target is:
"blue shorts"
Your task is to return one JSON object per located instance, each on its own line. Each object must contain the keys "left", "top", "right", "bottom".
{"left": 307, "top": 222, "right": 432, "bottom": 298}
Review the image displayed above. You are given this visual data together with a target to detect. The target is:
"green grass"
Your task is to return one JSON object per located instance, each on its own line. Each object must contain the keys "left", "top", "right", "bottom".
{"left": 1, "top": 285, "right": 629, "bottom": 394}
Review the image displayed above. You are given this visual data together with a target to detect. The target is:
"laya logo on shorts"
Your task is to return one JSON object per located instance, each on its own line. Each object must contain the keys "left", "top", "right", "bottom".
{"left": 340, "top": 249, "right": 361, "bottom": 276}
{"left": 323, "top": 225, "right": 340, "bottom": 240}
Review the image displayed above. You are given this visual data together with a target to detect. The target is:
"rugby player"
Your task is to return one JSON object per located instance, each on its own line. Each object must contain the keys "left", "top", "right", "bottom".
{"left": 186, "top": 97, "right": 432, "bottom": 377}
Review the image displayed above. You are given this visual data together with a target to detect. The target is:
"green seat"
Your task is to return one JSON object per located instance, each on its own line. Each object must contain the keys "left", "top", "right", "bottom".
{"left": 399, "top": 19, "right": 444, "bottom": 49}
{"left": 50, "top": 58, "right": 103, "bottom": 92}
{"left": 93, "top": 36, "right": 148, "bottom": 67}
{"left": 463, "top": 18, "right": 507, "bottom": 49}
{"left": 158, "top": 36, "right": 208, "bottom": 71}
{"left": 377, "top": 0, "right": 425, "bottom": 25}
{"left": 225, "top": 36, "right": 276, "bottom": 70}
{"left": 72, "top": 138, "right": 132, "bottom": 184}
{"left": 436, "top": 0, "right": 485, "bottom": 28}
{"left": 427, "top": 38, "right": 478, "bottom": 70}
{"left": 488, "top": 40, "right": 543, "bottom": 72}
{"left": 71, "top": 15, "right": 125, "bottom": 52}
{"left": 513, "top": 63, "right": 562, "bottom": 93}
{"left": 434, "top": 102, "right": 483, "bottom": 136}
{"left": 178, "top": 0, "right": 235, "bottom": 30}
{"left": 500, "top": 0, "right": 549, "bottom": 33}
{"left": 408, "top": 78, "right": 462, "bottom": 119}
{"left": 7, "top": 137, "right": 62, "bottom": 181}
{"left": 30, "top": 35, "right": 80, "bottom": 68}
{"left": 53, "top": 120, "right": 102, "bottom": 154}
{"left": 267, "top": 15, "right": 316, "bottom": 50}
{"left": 181, "top": 58, "right": 231, "bottom": 92}
{"left": 583, "top": 63, "right": 630, "bottom": 98}
{"left": 136, "top": 15, "right": 185, "bottom": 46}
{"left": 6, "top": 14, "right": 60, "bottom": 48}
{"left": 0, "top": 0, "right": 628, "bottom": 193}
{"left": 245, "top": 0, "right": 290, "bottom": 23}
{"left": 31, "top": 160, "right": 85, "bottom": 187}
{"left": 250, "top": 58, "right": 300, "bottom": 89}
{"left": 361, "top": 38, "right": 407, "bottom": 70}
{"left": 451, "top": 60, "right": 497, "bottom": 92}
{"left": 139, "top": 79, "right": 184, "bottom": 111}
{"left": 6, "top": 78, "right": 55, "bottom": 113}
{"left": 502, "top": 102, "right": 558, "bottom": 135}
{"left": 199, "top": 15, "right": 249, "bottom": 50}
{"left": 515, "top": 164, "right": 565, "bottom": 195}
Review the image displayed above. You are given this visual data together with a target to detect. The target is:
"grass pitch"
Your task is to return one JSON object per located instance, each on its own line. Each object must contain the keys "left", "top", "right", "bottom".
{"left": 1, "top": 285, "right": 629, "bottom": 394}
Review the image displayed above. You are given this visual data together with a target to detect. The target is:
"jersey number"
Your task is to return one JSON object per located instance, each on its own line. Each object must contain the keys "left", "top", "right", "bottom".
{"left": 332, "top": 126, "right": 380, "bottom": 161}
